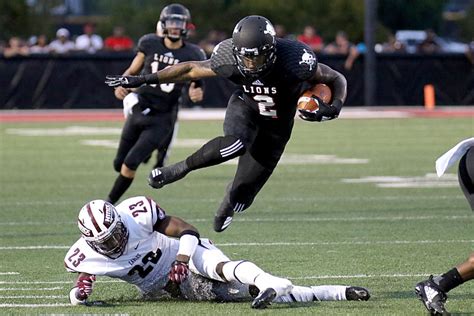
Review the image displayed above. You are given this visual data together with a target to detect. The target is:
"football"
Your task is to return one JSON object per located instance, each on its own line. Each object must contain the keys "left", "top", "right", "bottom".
{"left": 297, "top": 84, "right": 332, "bottom": 112}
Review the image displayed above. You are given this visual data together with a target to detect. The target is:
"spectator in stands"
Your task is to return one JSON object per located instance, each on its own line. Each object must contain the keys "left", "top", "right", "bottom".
{"left": 377, "top": 34, "right": 406, "bottom": 53}
{"left": 0, "top": 40, "right": 5, "bottom": 56}
{"left": 417, "top": 29, "right": 441, "bottom": 54}
{"left": 466, "top": 38, "right": 474, "bottom": 64}
{"left": 324, "top": 31, "right": 359, "bottom": 70}
{"left": 199, "top": 30, "right": 226, "bottom": 56}
{"left": 76, "top": 23, "right": 103, "bottom": 53}
{"left": 297, "top": 25, "right": 323, "bottom": 52}
{"left": 104, "top": 26, "right": 134, "bottom": 51}
{"left": 49, "top": 28, "right": 75, "bottom": 54}
{"left": 29, "top": 34, "right": 50, "bottom": 54}
{"left": 274, "top": 24, "right": 287, "bottom": 39}
{"left": 3, "top": 37, "right": 29, "bottom": 57}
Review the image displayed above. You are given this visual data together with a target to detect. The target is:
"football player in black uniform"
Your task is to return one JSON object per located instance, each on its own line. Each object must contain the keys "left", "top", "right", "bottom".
{"left": 106, "top": 3, "right": 207, "bottom": 205}
{"left": 415, "top": 140, "right": 474, "bottom": 315}
{"left": 106, "top": 15, "right": 347, "bottom": 232}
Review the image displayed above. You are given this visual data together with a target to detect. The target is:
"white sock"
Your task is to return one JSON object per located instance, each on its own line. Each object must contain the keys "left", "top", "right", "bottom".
{"left": 221, "top": 260, "right": 264, "bottom": 284}
{"left": 254, "top": 273, "right": 293, "bottom": 297}
{"left": 274, "top": 285, "right": 348, "bottom": 303}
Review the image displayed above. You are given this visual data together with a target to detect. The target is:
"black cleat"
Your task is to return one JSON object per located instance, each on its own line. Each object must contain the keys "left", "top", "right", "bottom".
{"left": 345, "top": 286, "right": 370, "bottom": 301}
{"left": 213, "top": 210, "right": 234, "bottom": 232}
{"left": 148, "top": 161, "right": 189, "bottom": 189}
{"left": 251, "top": 288, "right": 277, "bottom": 309}
{"left": 415, "top": 276, "right": 449, "bottom": 315}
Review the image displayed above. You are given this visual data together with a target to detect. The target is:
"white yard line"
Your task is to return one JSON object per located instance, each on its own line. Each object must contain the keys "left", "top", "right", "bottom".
{"left": 0, "top": 287, "right": 63, "bottom": 291}
{"left": 0, "top": 272, "right": 19, "bottom": 275}
{"left": 0, "top": 295, "right": 66, "bottom": 299}
{"left": 0, "top": 239, "right": 472, "bottom": 251}
{"left": 0, "top": 303, "right": 71, "bottom": 307}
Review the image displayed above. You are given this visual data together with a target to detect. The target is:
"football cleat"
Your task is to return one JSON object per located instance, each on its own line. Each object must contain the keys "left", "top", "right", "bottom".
{"left": 415, "top": 276, "right": 449, "bottom": 315}
{"left": 345, "top": 286, "right": 370, "bottom": 301}
{"left": 148, "top": 161, "right": 189, "bottom": 189}
{"left": 251, "top": 288, "right": 277, "bottom": 309}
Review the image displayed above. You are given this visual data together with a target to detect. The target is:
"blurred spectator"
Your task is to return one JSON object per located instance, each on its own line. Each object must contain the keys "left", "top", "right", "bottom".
{"left": 3, "top": 37, "right": 29, "bottom": 57}
{"left": 297, "top": 25, "right": 323, "bottom": 52}
{"left": 274, "top": 24, "right": 287, "bottom": 38}
{"left": 49, "top": 28, "right": 75, "bottom": 54}
{"left": 376, "top": 34, "right": 406, "bottom": 53}
{"left": 75, "top": 23, "right": 103, "bottom": 53}
{"left": 104, "top": 26, "right": 134, "bottom": 51}
{"left": 324, "top": 31, "right": 359, "bottom": 70}
{"left": 29, "top": 34, "right": 50, "bottom": 54}
{"left": 466, "top": 38, "right": 474, "bottom": 64}
{"left": 0, "top": 40, "right": 5, "bottom": 56}
{"left": 199, "top": 30, "right": 226, "bottom": 56}
{"left": 417, "top": 29, "right": 441, "bottom": 54}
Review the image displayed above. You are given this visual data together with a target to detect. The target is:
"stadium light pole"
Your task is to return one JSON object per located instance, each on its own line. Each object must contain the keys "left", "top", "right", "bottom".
{"left": 364, "top": 0, "right": 377, "bottom": 106}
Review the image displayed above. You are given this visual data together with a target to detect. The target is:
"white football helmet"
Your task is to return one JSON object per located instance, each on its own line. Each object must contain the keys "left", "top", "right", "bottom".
{"left": 77, "top": 200, "right": 128, "bottom": 259}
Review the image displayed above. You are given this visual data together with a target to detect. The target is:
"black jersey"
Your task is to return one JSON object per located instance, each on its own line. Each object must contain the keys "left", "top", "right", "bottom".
{"left": 136, "top": 34, "right": 206, "bottom": 112}
{"left": 210, "top": 38, "right": 317, "bottom": 119}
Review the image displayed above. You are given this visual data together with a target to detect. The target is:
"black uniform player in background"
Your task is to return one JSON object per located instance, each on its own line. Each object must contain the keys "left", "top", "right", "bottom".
{"left": 106, "top": 3, "right": 207, "bottom": 205}
{"left": 106, "top": 15, "right": 347, "bottom": 231}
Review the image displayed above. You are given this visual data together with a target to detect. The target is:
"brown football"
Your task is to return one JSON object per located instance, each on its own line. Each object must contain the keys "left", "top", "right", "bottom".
{"left": 297, "top": 84, "right": 332, "bottom": 111}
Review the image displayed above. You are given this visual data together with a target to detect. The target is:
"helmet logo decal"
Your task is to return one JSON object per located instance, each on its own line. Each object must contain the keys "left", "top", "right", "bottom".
{"left": 103, "top": 203, "right": 114, "bottom": 228}
{"left": 299, "top": 49, "right": 316, "bottom": 71}
{"left": 86, "top": 203, "right": 102, "bottom": 233}
{"left": 263, "top": 21, "right": 276, "bottom": 36}
{"left": 239, "top": 47, "right": 259, "bottom": 55}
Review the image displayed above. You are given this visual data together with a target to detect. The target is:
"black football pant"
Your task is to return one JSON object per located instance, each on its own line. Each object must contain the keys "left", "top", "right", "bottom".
{"left": 220, "top": 91, "right": 294, "bottom": 213}
{"left": 114, "top": 110, "right": 177, "bottom": 172}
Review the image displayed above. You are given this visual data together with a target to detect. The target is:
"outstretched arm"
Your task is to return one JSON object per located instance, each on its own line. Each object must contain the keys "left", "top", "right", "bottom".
{"left": 105, "top": 59, "right": 216, "bottom": 88}
{"left": 154, "top": 215, "right": 200, "bottom": 284}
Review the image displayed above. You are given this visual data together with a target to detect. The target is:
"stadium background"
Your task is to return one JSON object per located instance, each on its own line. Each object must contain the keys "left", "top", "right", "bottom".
{"left": 0, "top": 0, "right": 473, "bottom": 314}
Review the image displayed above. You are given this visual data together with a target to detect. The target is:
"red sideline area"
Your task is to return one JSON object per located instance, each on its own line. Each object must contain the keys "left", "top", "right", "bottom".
{"left": 0, "top": 107, "right": 473, "bottom": 122}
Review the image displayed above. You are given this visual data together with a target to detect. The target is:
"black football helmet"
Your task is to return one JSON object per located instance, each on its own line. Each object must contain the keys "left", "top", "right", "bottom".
{"left": 158, "top": 3, "right": 191, "bottom": 41}
{"left": 232, "top": 15, "right": 277, "bottom": 77}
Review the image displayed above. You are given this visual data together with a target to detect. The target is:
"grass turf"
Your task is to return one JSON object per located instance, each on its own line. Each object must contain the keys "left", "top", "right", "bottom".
{"left": 0, "top": 116, "right": 473, "bottom": 315}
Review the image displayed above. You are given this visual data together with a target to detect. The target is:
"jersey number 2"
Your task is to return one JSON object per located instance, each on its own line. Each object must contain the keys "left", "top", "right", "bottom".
{"left": 127, "top": 249, "right": 162, "bottom": 278}
{"left": 254, "top": 95, "right": 277, "bottom": 118}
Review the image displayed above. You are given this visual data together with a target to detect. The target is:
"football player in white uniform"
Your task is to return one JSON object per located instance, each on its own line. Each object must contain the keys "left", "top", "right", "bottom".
{"left": 65, "top": 196, "right": 370, "bottom": 309}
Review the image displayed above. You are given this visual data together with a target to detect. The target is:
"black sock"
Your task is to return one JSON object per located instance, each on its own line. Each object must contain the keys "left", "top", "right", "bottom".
{"left": 185, "top": 136, "right": 245, "bottom": 170}
{"left": 433, "top": 268, "right": 464, "bottom": 293}
{"left": 107, "top": 174, "right": 134, "bottom": 204}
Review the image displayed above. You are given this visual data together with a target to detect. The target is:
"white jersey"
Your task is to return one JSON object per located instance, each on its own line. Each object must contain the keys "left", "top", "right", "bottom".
{"left": 64, "top": 196, "right": 179, "bottom": 295}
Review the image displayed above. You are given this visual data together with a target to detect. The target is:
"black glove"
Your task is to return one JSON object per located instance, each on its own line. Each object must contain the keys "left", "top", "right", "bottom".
{"left": 169, "top": 260, "right": 189, "bottom": 284}
{"left": 298, "top": 95, "right": 339, "bottom": 122}
{"left": 105, "top": 75, "right": 147, "bottom": 88}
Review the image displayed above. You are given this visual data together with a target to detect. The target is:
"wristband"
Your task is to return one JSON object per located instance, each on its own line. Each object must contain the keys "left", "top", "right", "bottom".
{"left": 143, "top": 73, "right": 159, "bottom": 85}
{"left": 177, "top": 233, "right": 199, "bottom": 258}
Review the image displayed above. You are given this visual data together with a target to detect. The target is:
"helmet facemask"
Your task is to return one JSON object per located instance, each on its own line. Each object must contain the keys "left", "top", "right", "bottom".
{"left": 158, "top": 4, "right": 191, "bottom": 41}
{"left": 86, "top": 221, "right": 128, "bottom": 259}
{"left": 234, "top": 44, "right": 276, "bottom": 77}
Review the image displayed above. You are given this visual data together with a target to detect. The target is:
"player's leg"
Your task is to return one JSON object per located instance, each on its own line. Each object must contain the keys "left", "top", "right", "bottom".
{"left": 458, "top": 147, "right": 474, "bottom": 210}
{"left": 154, "top": 112, "right": 179, "bottom": 168}
{"left": 106, "top": 117, "right": 140, "bottom": 204}
{"left": 275, "top": 285, "right": 370, "bottom": 303}
{"left": 213, "top": 119, "right": 293, "bottom": 232}
{"left": 148, "top": 91, "right": 257, "bottom": 189}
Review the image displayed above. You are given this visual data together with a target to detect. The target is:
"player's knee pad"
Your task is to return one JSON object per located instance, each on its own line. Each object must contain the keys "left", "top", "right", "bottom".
{"left": 122, "top": 158, "right": 139, "bottom": 172}
{"left": 113, "top": 158, "right": 122, "bottom": 172}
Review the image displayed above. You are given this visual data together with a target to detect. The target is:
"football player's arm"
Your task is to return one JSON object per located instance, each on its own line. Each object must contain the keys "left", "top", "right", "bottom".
{"left": 69, "top": 272, "right": 96, "bottom": 305}
{"left": 106, "top": 59, "right": 216, "bottom": 88}
{"left": 154, "top": 215, "right": 200, "bottom": 263}
{"left": 312, "top": 63, "right": 347, "bottom": 113}
{"left": 114, "top": 52, "right": 145, "bottom": 100}
{"left": 154, "top": 216, "right": 200, "bottom": 284}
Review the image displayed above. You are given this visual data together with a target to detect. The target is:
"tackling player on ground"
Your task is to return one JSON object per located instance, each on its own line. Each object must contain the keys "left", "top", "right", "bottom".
{"left": 65, "top": 196, "right": 370, "bottom": 308}
{"left": 106, "top": 15, "right": 347, "bottom": 232}
{"left": 415, "top": 138, "right": 474, "bottom": 315}
{"left": 106, "top": 3, "right": 206, "bottom": 205}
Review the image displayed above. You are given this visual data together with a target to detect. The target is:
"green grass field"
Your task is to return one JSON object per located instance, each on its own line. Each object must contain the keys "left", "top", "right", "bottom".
{"left": 0, "top": 116, "right": 473, "bottom": 315}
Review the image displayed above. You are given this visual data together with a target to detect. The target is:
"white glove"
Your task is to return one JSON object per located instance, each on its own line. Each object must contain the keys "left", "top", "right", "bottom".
{"left": 122, "top": 92, "right": 139, "bottom": 118}
{"left": 69, "top": 287, "right": 87, "bottom": 305}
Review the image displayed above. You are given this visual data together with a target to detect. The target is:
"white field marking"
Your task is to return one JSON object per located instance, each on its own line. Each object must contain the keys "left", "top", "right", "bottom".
{"left": 0, "top": 287, "right": 62, "bottom": 291}
{"left": 1, "top": 239, "right": 473, "bottom": 251}
{"left": 224, "top": 153, "right": 369, "bottom": 165}
{"left": 0, "top": 295, "right": 66, "bottom": 299}
{"left": 0, "top": 194, "right": 461, "bottom": 208}
{"left": 0, "top": 280, "right": 122, "bottom": 285}
{"left": 0, "top": 213, "right": 472, "bottom": 228}
{"left": 81, "top": 138, "right": 208, "bottom": 149}
{"left": 6, "top": 126, "right": 122, "bottom": 136}
{"left": 0, "top": 272, "right": 19, "bottom": 275}
{"left": 289, "top": 273, "right": 431, "bottom": 280}
{"left": 0, "top": 303, "right": 71, "bottom": 307}
{"left": 342, "top": 173, "right": 459, "bottom": 188}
